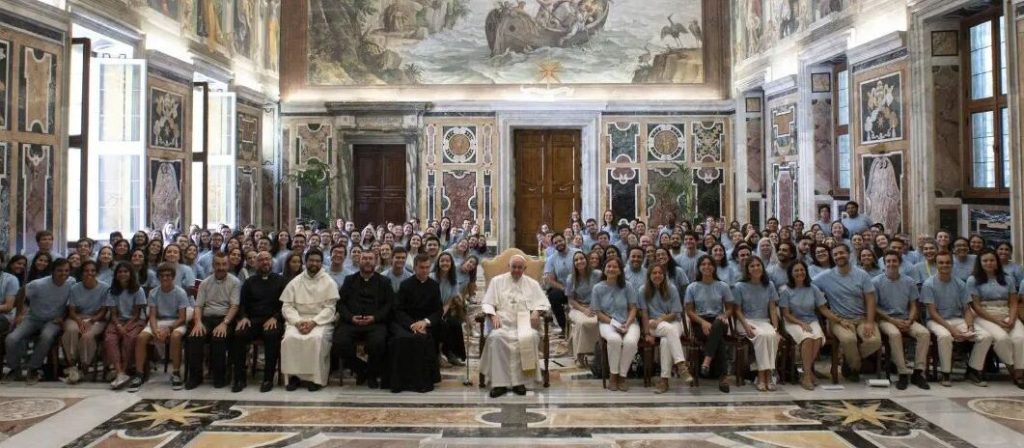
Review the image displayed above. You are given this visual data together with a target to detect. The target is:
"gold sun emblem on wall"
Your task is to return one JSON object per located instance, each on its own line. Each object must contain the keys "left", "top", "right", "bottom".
{"left": 123, "top": 401, "right": 214, "bottom": 429}
{"left": 820, "top": 401, "right": 910, "bottom": 429}
{"left": 537, "top": 60, "right": 563, "bottom": 84}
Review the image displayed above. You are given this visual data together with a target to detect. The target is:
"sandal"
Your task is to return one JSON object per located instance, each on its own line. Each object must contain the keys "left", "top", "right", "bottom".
{"left": 755, "top": 381, "right": 767, "bottom": 392}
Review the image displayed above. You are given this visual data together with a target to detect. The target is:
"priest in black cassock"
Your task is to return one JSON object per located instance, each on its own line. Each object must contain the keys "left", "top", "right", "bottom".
{"left": 389, "top": 253, "right": 443, "bottom": 393}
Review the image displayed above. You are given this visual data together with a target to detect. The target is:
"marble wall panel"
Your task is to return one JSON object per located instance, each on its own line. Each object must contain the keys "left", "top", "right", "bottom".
{"left": 0, "top": 142, "right": 8, "bottom": 252}
{"left": 150, "top": 86, "right": 185, "bottom": 151}
{"left": 237, "top": 166, "right": 256, "bottom": 227}
{"left": 422, "top": 117, "right": 497, "bottom": 239}
{"left": 237, "top": 111, "right": 259, "bottom": 162}
{"left": 746, "top": 116, "right": 764, "bottom": 192}
{"left": 932, "top": 65, "right": 961, "bottom": 197}
{"left": 441, "top": 170, "right": 478, "bottom": 225}
{"left": 149, "top": 158, "right": 183, "bottom": 230}
{"left": 0, "top": 39, "right": 9, "bottom": 131}
{"left": 296, "top": 122, "right": 331, "bottom": 162}
{"left": 812, "top": 97, "right": 834, "bottom": 195}
{"left": 693, "top": 121, "right": 724, "bottom": 163}
{"left": 647, "top": 167, "right": 682, "bottom": 228}
{"left": 861, "top": 152, "right": 903, "bottom": 233}
{"left": 859, "top": 71, "right": 903, "bottom": 145}
{"left": 851, "top": 60, "right": 908, "bottom": 217}
{"left": 773, "top": 162, "right": 797, "bottom": 226}
{"left": 647, "top": 123, "right": 686, "bottom": 162}
{"left": 694, "top": 167, "right": 724, "bottom": 219}
{"left": 608, "top": 167, "right": 640, "bottom": 221}
{"left": 770, "top": 103, "right": 796, "bottom": 158}
{"left": 280, "top": 127, "right": 290, "bottom": 228}
{"left": 261, "top": 167, "right": 275, "bottom": 228}
{"left": 18, "top": 46, "right": 56, "bottom": 135}
{"left": 602, "top": 116, "right": 731, "bottom": 223}
{"left": 292, "top": 122, "right": 332, "bottom": 225}
{"left": 1, "top": 19, "right": 65, "bottom": 254}
{"left": 608, "top": 122, "right": 640, "bottom": 164}
{"left": 18, "top": 143, "right": 53, "bottom": 253}
{"left": 441, "top": 126, "right": 477, "bottom": 164}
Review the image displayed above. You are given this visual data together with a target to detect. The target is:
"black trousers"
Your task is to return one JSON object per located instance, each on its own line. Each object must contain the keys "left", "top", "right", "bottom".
{"left": 333, "top": 323, "right": 388, "bottom": 378}
{"left": 546, "top": 288, "right": 568, "bottom": 331}
{"left": 186, "top": 315, "right": 233, "bottom": 384}
{"left": 438, "top": 314, "right": 466, "bottom": 359}
{"left": 700, "top": 316, "right": 729, "bottom": 379}
{"left": 229, "top": 317, "right": 283, "bottom": 383}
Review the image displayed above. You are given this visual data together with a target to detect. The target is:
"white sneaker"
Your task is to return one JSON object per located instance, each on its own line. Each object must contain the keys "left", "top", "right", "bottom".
{"left": 111, "top": 373, "right": 130, "bottom": 390}
{"left": 66, "top": 366, "right": 81, "bottom": 385}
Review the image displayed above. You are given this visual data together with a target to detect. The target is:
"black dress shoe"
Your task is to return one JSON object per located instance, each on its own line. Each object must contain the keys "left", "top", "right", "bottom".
{"left": 260, "top": 381, "right": 273, "bottom": 393}
{"left": 911, "top": 371, "right": 930, "bottom": 390}
{"left": 184, "top": 381, "right": 200, "bottom": 391}
{"left": 307, "top": 382, "right": 323, "bottom": 392}
{"left": 213, "top": 379, "right": 228, "bottom": 389}
{"left": 286, "top": 376, "right": 301, "bottom": 391}
{"left": 512, "top": 385, "right": 527, "bottom": 395}
{"left": 367, "top": 377, "right": 380, "bottom": 389}
{"left": 355, "top": 371, "right": 367, "bottom": 385}
{"left": 896, "top": 374, "right": 909, "bottom": 390}
{"left": 231, "top": 382, "right": 246, "bottom": 393}
{"left": 489, "top": 386, "right": 508, "bottom": 398}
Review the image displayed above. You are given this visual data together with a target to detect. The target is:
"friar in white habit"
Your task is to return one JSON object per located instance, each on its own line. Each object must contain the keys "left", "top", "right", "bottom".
{"left": 280, "top": 249, "right": 339, "bottom": 391}
{"left": 479, "top": 254, "right": 551, "bottom": 398}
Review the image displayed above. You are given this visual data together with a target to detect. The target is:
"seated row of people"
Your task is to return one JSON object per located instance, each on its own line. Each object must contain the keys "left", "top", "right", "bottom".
{"left": 554, "top": 241, "right": 1024, "bottom": 394}
{"left": 0, "top": 250, "right": 464, "bottom": 394}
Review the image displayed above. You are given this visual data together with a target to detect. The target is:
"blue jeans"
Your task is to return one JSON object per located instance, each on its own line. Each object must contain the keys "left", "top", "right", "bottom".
{"left": 5, "top": 317, "right": 61, "bottom": 371}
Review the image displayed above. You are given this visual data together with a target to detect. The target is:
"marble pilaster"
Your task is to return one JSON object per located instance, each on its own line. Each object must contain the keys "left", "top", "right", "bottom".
{"left": 797, "top": 30, "right": 851, "bottom": 225}
{"left": 907, "top": 2, "right": 964, "bottom": 239}
{"left": 733, "top": 70, "right": 768, "bottom": 225}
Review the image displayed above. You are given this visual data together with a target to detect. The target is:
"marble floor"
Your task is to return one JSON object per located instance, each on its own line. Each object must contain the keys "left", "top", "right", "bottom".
{"left": 2, "top": 358, "right": 1024, "bottom": 448}
{"left": 2, "top": 295, "right": 1020, "bottom": 447}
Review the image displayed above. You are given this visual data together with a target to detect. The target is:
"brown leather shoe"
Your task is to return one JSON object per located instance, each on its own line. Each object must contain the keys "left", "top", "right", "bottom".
{"left": 801, "top": 373, "right": 815, "bottom": 391}
{"left": 607, "top": 374, "right": 619, "bottom": 391}
{"left": 618, "top": 375, "right": 629, "bottom": 392}
{"left": 654, "top": 378, "right": 669, "bottom": 394}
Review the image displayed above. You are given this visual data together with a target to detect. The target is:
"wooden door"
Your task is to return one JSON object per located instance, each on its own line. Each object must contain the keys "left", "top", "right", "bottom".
{"left": 514, "top": 129, "right": 581, "bottom": 254}
{"left": 353, "top": 145, "right": 406, "bottom": 228}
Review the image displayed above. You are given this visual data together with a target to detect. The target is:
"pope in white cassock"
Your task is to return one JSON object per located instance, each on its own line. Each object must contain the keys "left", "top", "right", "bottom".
{"left": 479, "top": 255, "right": 551, "bottom": 398}
{"left": 280, "top": 250, "right": 339, "bottom": 390}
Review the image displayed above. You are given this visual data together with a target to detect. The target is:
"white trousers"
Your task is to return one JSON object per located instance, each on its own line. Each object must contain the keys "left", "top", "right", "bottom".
{"left": 973, "top": 317, "right": 1024, "bottom": 368}
{"left": 599, "top": 322, "right": 640, "bottom": 376}
{"left": 737, "top": 319, "right": 779, "bottom": 371}
{"left": 652, "top": 321, "right": 686, "bottom": 378}
{"left": 927, "top": 318, "right": 993, "bottom": 372}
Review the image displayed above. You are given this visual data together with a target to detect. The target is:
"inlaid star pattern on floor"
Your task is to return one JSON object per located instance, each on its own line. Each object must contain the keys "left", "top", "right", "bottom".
{"left": 819, "top": 401, "right": 910, "bottom": 429}
{"left": 122, "top": 401, "right": 215, "bottom": 429}
{"left": 59, "top": 398, "right": 978, "bottom": 447}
